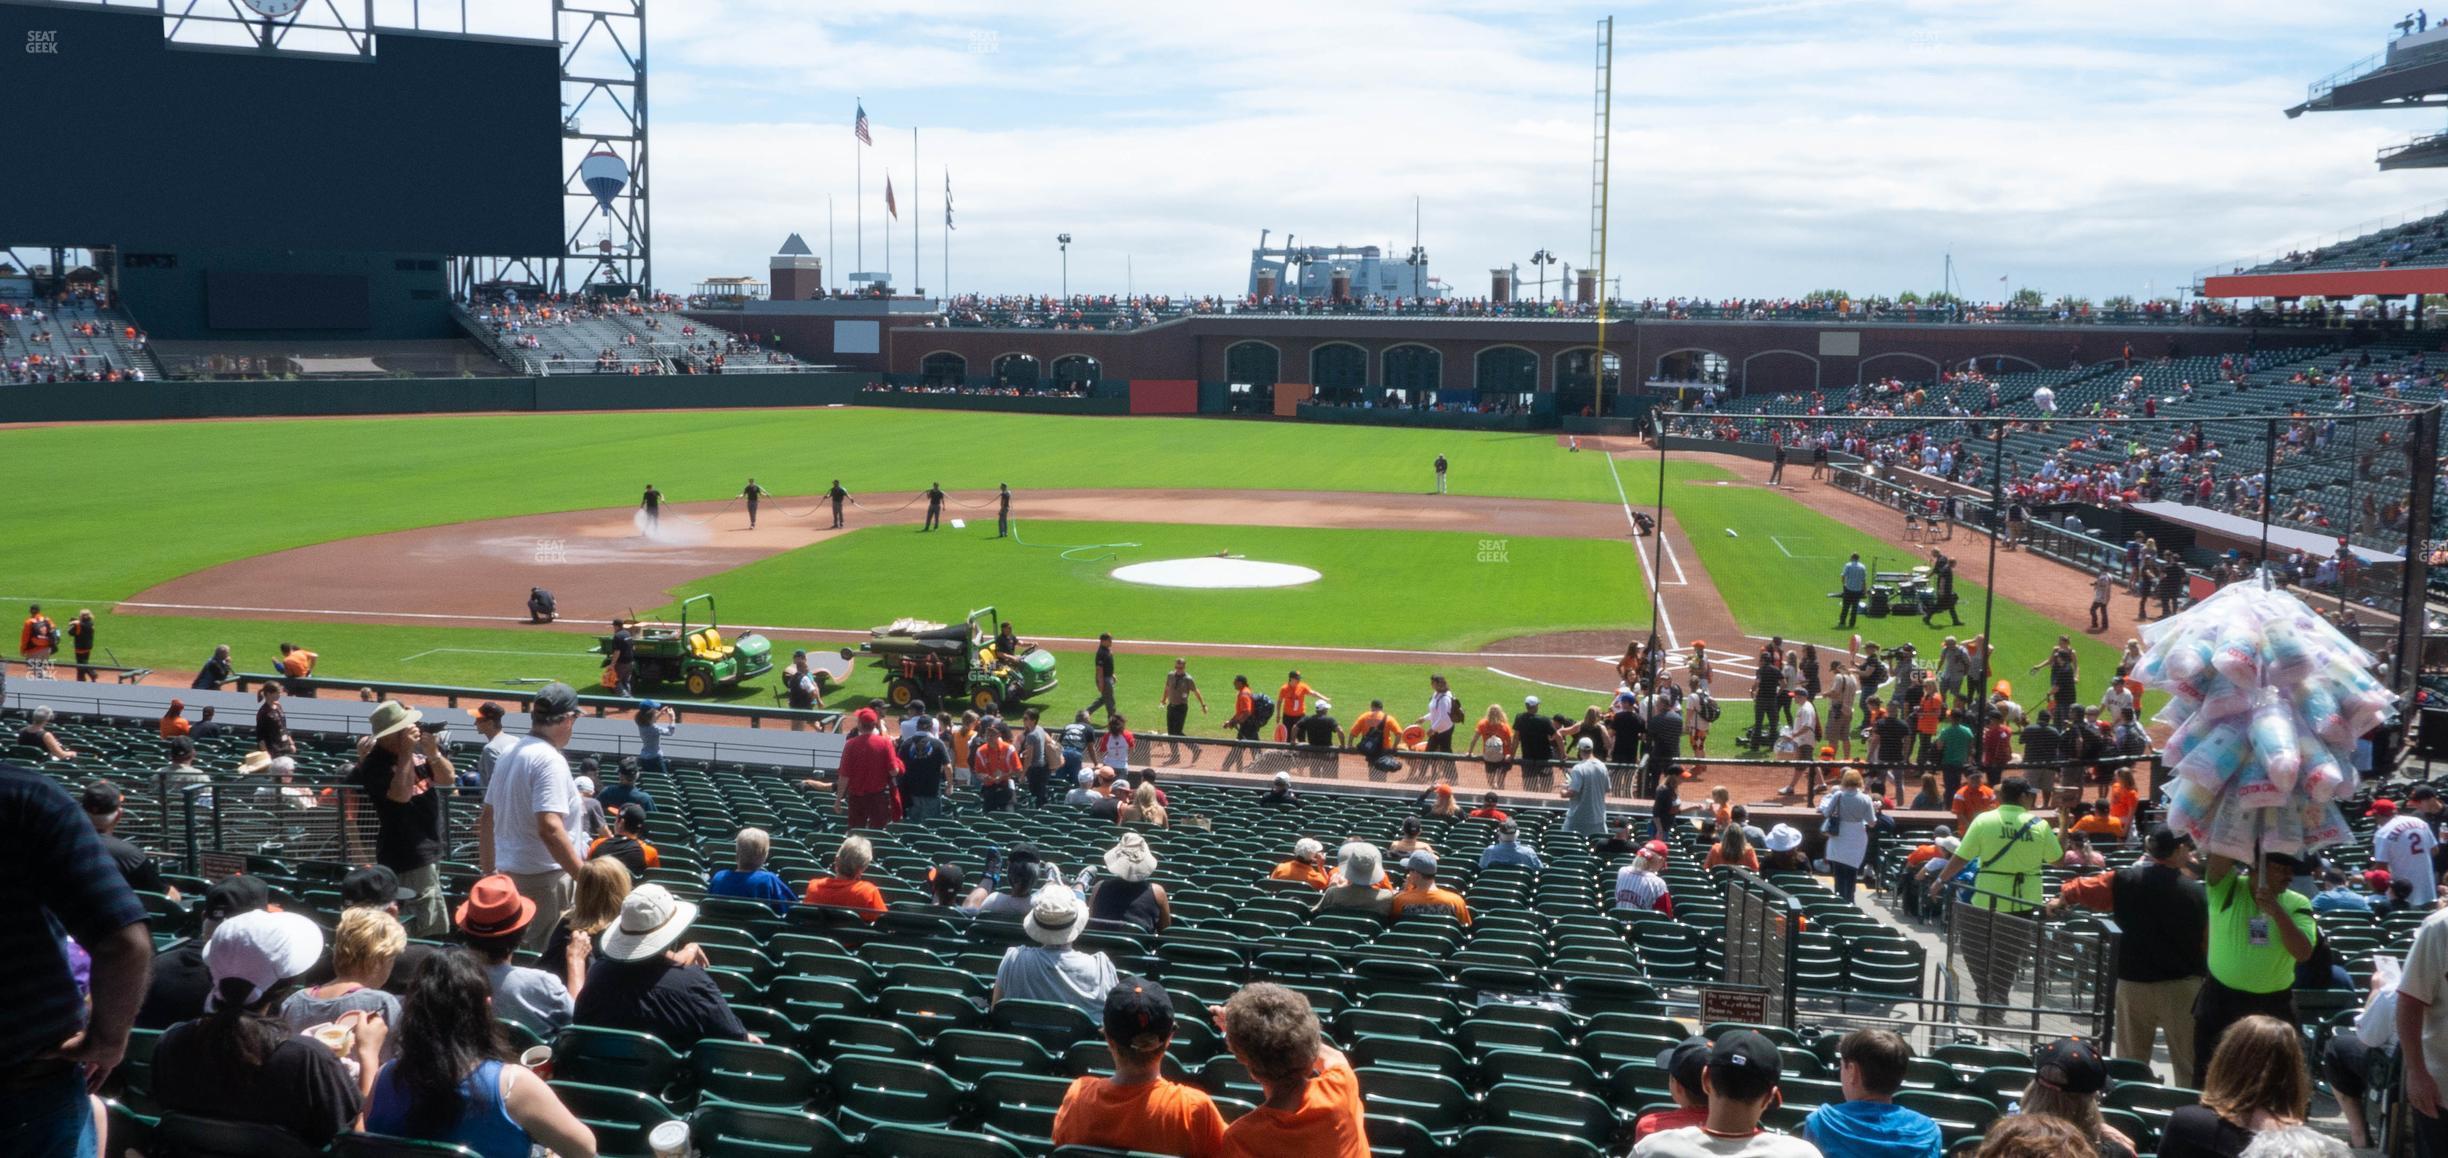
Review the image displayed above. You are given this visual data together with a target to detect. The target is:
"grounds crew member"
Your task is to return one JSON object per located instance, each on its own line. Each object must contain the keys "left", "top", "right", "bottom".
{"left": 1923, "top": 550, "right": 1962, "bottom": 627}
{"left": 2191, "top": 845, "right": 2315, "bottom": 1081}
{"left": 924, "top": 482, "right": 946, "bottom": 530}
{"left": 67, "top": 609, "right": 96, "bottom": 682}
{"left": 1433, "top": 453, "right": 1448, "bottom": 494}
{"left": 827, "top": 479, "right": 849, "bottom": 529}
{"left": 997, "top": 483, "right": 1013, "bottom": 538}
{"left": 1086, "top": 634, "right": 1119, "bottom": 718}
{"left": 1837, "top": 554, "right": 1867, "bottom": 628}
{"left": 1925, "top": 775, "right": 2061, "bottom": 1025}
{"left": 1160, "top": 659, "right": 1206, "bottom": 759}
{"left": 2043, "top": 824, "right": 2209, "bottom": 1088}
{"left": 639, "top": 483, "right": 662, "bottom": 528}
{"left": 740, "top": 478, "right": 765, "bottom": 528}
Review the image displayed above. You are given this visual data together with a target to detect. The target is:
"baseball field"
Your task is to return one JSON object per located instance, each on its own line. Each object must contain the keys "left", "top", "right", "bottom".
{"left": 2, "top": 408, "right": 2126, "bottom": 746}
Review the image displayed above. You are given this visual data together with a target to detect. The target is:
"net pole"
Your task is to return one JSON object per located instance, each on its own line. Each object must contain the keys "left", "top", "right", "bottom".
{"left": 2259, "top": 417, "right": 2277, "bottom": 572}
{"left": 1976, "top": 418, "right": 2004, "bottom": 724}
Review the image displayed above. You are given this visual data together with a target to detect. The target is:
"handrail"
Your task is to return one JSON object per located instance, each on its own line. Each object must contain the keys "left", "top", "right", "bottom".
{"left": 227, "top": 672, "right": 840, "bottom": 728}
{"left": 0, "top": 657, "right": 153, "bottom": 683}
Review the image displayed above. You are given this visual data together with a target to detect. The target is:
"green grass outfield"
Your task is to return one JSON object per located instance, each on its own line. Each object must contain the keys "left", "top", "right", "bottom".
{"left": 1668, "top": 478, "right": 2126, "bottom": 703}
{"left": 662, "top": 519, "right": 1649, "bottom": 653}
{"left": 4, "top": 411, "right": 1664, "bottom": 598}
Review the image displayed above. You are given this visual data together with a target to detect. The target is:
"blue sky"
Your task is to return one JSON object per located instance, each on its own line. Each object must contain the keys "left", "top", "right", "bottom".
{"left": 450, "top": 1, "right": 2448, "bottom": 299}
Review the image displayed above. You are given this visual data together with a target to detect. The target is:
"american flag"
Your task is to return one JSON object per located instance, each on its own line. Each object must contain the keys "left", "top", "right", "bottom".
{"left": 944, "top": 170, "right": 954, "bottom": 230}
{"left": 885, "top": 174, "right": 898, "bottom": 219}
{"left": 854, "top": 103, "right": 872, "bottom": 145}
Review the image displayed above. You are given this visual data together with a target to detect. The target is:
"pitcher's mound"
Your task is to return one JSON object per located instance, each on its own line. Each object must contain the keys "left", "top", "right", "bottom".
{"left": 1110, "top": 558, "right": 1321, "bottom": 589}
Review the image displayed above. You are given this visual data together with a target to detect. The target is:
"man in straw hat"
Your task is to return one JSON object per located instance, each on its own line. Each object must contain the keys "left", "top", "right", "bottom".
{"left": 1088, "top": 832, "right": 1170, "bottom": 934}
{"left": 572, "top": 883, "right": 749, "bottom": 1048}
{"left": 1052, "top": 978, "right": 1227, "bottom": 1154}
{"left": 992, "top": 887, "right": 1119, "bottom": 1022}
{"left": 352, "top": 698, "right": 455, "bottom": 936}
{"left": 480, "top": 682, "right": 589, "bottom": 952}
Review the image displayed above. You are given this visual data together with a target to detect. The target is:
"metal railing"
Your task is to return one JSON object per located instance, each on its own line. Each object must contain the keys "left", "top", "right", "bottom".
{"left": 224, "top": 672, "right": 840, "bottom": 730}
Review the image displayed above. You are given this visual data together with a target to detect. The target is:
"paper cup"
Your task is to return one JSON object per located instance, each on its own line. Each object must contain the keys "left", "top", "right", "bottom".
{"left": 308, "top": 1023, "right": 353, "bottom": 1057}
{"left": 646, "top": 1119, "right": 691, "bottom": 1158}
{"left": 520, "top": 1045, "right": 553, "bottom": 1080}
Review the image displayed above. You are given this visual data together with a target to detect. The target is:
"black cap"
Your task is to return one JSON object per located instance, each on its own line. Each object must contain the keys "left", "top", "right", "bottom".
{"left": 530, "top": 682, "right": 580, "bottom": 721}
{"left": 2032, "top": 1037, "right": 2108, "bottom": 1094}
{"left": 1707, "top": 1030, "right": 1783, "bottom": 1101}
{"left": 165, "top": 736, "right": 195, "bottom": 761}
{"left": 340, "top": 864, "right": 416, "bottom": 908}
{"left": 79, "top": 780, "right": 123, "bottom": 816}
{"left": 2144, "top": 824, "right": 2190, "bottom": 859}
{"left": 2415, "top": 784, "right": 2441, "bottom": 803}
{"left": 1655, "top": 1036, "right": 1711, "bottom": 1098}
{"left": 202, "top": 874, "right": 271, "bottom": 921}
{"left": 1104, "top": 977, "right": 1176, "bottom": 1051}
{"left": 473, "top": 702, "right": 506, "bottom": 721}
{"left": 619, "top": 803, "right": 649, "bottom": 832}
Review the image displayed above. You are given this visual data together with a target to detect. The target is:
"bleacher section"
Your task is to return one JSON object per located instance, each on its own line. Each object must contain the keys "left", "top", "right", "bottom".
{"left": 2237, "top": 206, "right": 2448, "bottom": 275}
{"left": 1687, "top": 342, "right": 2442, "bottom": 556}
{"left": 0, "top": 298, "right": 162, "bottom": 383}
{"left": 458, "top": 301, "right": 805, "bottom": 376}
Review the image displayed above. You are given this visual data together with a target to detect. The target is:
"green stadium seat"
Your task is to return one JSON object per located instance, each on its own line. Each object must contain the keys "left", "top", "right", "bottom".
{"left": 688, "top": 1040, "right": 822, "bottom": 1110}
{"left": 1356, "top": 1067, "right": 1472, "bottom": 1137}
{"left": 551, "top": 1026, "right": 685, "bottom": 1097}
{"left": 971, "top": 1071, "right": 1078, "bottom": 1150}
{"left": 829, "top": 1054, "right": 962, "bottom": 1133}
{"left": 548, "top": 1081, "right": 680, "bottom": 1158}
{"left": 861, "top": 1123, "right": 1028, "bottom": 1158}
{"left": 1480, "top": 1081, "right": 1613, "bottom": 1147}
{"left": 329, "top": 1133, "right": 484, "bottom": 1158}
{"left": 990, "top": 998, "right": 1101, "bottom": 1051}
{"left": 1450, "top": 1124, "right": 1606, "bottom": 1157}
{"left": 932, "top": 1029, "right": 1061, "bottom": 1082}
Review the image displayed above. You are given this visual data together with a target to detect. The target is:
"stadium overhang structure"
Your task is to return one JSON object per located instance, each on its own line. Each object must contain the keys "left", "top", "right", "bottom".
{"left": 2379, "top": 128, "right": 2448, "bottom": 169}
{"left": 2289, "top": 25, "right": 2448, "bottom": 116}
{"left": 2199, "top": 266, "right": 2448, "bottom": 299}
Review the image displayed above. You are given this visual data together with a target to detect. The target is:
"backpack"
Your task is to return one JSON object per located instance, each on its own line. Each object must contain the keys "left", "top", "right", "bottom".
{"left": 1448, "top": 697, "right": 1467, "bottom": 725}
{"left": 1696, "top": 693, "right": 1721, "bottom": 723}
{"left": 1247, "top": 693, "right": 1276, "bottom": 729}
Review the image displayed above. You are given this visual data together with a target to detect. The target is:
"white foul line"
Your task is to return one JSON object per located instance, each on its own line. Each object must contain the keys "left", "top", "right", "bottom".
{"left": 1604, "top": 453, "right": 1680, "bottom": 650}
{"left": 1484, "top": 666, "right": 1624, "bottom": 697}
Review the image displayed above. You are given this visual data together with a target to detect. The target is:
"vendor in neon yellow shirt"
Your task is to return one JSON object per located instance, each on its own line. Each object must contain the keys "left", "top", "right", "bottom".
{"left": 1925, "top": 775, "right": 2061, "bottom": 912}
{"left": 2189, "top": 848, "right": 2315, "bottom": 1083}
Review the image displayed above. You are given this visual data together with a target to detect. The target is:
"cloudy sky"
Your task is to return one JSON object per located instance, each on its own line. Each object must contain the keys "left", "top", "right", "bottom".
{"left": 467, "top": 0, "right": 2443, "bottom": 300}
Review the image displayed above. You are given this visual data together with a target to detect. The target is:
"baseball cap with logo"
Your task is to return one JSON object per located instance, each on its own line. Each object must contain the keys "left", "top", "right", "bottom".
{"left": 1104, "top": 979, "right": 1176, "bottom": 1053}
{"left": 1403, "top": 849, "right": 1440, "bottom": 877}
{"left": 1708, "top": 1029, "right": 1784, "bottom": 1102}
{"left": 2033, "top": 1037, "right": 2108, "bottom": 1094}
{"left": 203, "top": 910, "right": 324, "bottom": 1009}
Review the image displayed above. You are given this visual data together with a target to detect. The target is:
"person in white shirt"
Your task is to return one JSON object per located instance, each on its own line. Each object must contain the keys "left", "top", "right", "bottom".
{"left": 1415, "top": 674, "right": 1459, "bottom": 755}
{"left": 1779, "top": 696, "right": 1819, "bottom": 798}
{"left": 2374, "top": 789, "right": 2443, "bottom": 906}
{"left": 479, "top": 682, "right": 588, "bottom": 952}
{"left": 1613, "top": 842, "right": 1673, "bottom": 915}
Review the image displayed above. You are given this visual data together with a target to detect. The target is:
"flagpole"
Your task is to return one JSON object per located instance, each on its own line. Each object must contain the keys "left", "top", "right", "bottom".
{"left": 827, "top": 195, "right": 835, "bottom": 295}
{"left": 855, "top": 98, "right": 864, "bottom": 281}
{"left": 885, "top": 168, "right": 893, "bottom": 292}
{"left": 943, "top": 167, "right": 951, "bottom": 301}
{"left": 912, "top": 126, "right": 921, "bottom": 297}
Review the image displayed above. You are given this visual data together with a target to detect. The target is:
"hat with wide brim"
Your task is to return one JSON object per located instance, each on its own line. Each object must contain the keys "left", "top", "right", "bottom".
{"left": 600, "top": 883, "right": 699, "bottom": 962}
{"left": 1765, "top": 824, "right": 1804, "bottom": 853}
{"left": 368, "top": 700, "right": 423, "bottom": 741}
{"left": 1103, "top": 833, "right": 1159, "bottom": 882}
{"left": 1023, "top": 887, "right": 1086, "bottom": 946}
{"left": 237, "top": 750, "right": 275, "bottom": 775}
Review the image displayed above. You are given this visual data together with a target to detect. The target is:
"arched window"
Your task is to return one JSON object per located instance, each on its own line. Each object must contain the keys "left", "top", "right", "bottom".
{"left": 1310, "top": 343, "right": 1369, "bottom": 397}
{"left": 1382, "top": 344, "right": 1442, "bottom": 394}
{"left": 1225, "top": 341, "right": 1280, "bottom": 387}
{"left": 1051, "top": 354, "right": 1101, "bottom": 388}
{"left": 1475, "top": 346, "right": 1539, "bottom": 393}
{"left": 992, "top": 353, "right": 1041, "bottom": 388}
{"left": 919, "top": 351, "right": 966, "bottom": 387}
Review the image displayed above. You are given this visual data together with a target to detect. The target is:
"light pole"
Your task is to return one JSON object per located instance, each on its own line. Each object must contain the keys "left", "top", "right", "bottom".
{"left": 1057, "top": 233, "right": 1072, "bottom": 299}
{"left": 1404, "top": 245, "right": 1428, "bottom": 302}
{"left": 1530, "top": 249, "right": 1557, "bottom": 302}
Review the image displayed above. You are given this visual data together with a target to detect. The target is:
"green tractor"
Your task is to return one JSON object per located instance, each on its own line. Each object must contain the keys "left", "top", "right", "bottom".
{"left": 858, "top": 606, "right": 1058, "bottom": 713}
{"left": 599, "top": 593, "right": 773, "bottom": 698}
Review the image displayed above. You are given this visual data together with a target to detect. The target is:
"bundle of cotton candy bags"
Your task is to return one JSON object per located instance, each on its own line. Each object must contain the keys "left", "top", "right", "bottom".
{"left": 2132, "top": 581, "right": 2392, "bottom": 860}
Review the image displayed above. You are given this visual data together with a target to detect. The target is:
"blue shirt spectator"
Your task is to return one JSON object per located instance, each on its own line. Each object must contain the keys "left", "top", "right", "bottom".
{"left": 598, "top": 761, "right": 655, "bottom": 815}
{"left": 1478, "top": 826, "right": 1545, "bottom": 871}
{"left": 708, "top": 828, "right": 795, "bottom": 917}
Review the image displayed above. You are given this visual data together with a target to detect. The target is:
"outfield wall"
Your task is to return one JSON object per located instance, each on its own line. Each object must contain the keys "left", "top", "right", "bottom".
{"left": 2, "top": 372, "right": 1149, "bottom": 422}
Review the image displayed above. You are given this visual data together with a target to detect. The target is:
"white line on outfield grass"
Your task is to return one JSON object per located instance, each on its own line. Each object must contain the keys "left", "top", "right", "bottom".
{"left": 1483, "top": 666, "right": 1623, "bottom": 697}
{"left": 400, "top": 647, "right": 598, "bottom": 663}
{"left": 8, "top": 595, "right": 1617, "bottom": 665}
{"left": 1604, "top": 454, "right": 1681, "bottom": 649}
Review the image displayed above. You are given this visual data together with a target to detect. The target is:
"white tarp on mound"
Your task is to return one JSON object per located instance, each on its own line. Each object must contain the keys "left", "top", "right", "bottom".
{"left": 1110, "top": 558, "right": 1320, "bottom": 589}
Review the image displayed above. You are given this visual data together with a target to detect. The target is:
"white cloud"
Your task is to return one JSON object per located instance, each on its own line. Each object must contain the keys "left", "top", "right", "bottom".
{"left": 629, "top": 0, "right": 2447, "bottom": 300}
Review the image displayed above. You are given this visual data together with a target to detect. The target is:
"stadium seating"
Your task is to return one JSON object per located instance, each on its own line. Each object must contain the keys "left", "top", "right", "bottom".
{"left": 18, "top": 691, "right": 2394, "bottom": 1156}
{"left": 2236, "top": 207, "right": 2448, "bottom": 275}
